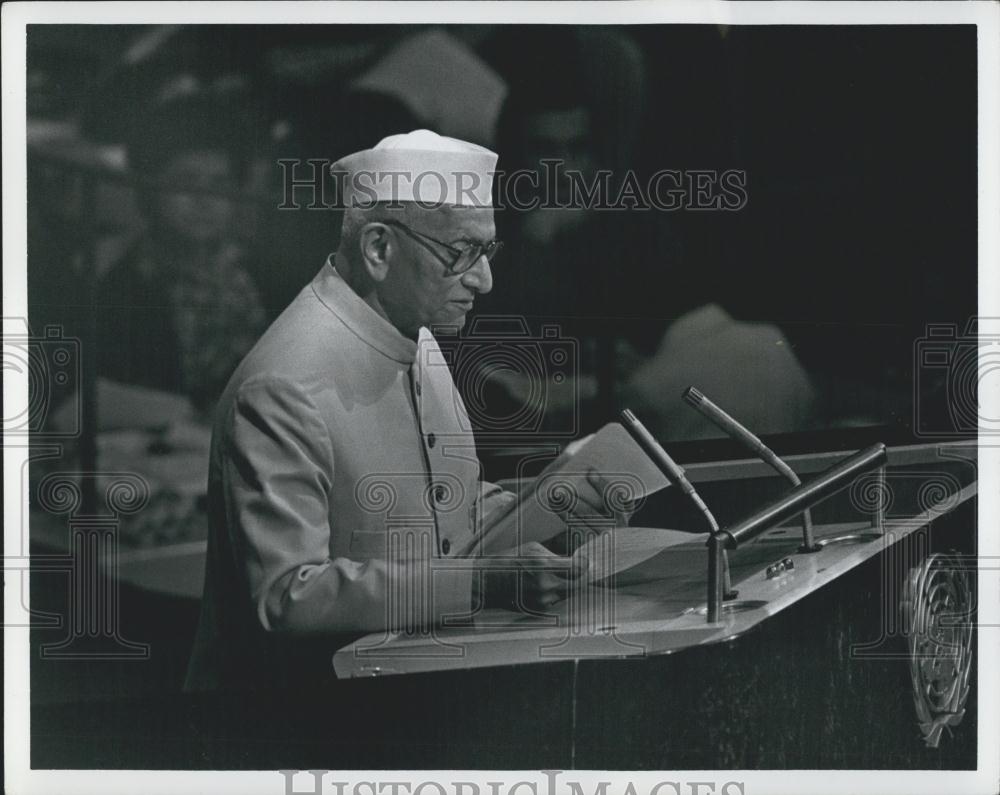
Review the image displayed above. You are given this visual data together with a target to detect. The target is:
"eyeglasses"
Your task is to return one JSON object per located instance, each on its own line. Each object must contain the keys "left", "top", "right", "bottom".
{"left": 381, "top": 220, "right": 502, "bottom": 275}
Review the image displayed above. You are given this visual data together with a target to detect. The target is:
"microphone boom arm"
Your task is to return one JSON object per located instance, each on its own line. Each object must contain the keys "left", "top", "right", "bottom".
{"left": 683, "top": 387, "right": 820, "bottom": 553}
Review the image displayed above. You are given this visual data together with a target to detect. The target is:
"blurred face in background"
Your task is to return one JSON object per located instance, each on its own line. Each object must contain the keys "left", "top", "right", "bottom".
{"left": 518, "top": 107, "right": 596, "bottom": 243}
{"left": 149, "top": 149, "right": 236, "bottom": 249}
{"left": 522, "top": 106, "right": 596, "bottom": 181}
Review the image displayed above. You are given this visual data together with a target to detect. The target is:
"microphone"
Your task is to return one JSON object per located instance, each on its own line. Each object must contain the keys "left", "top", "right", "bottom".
{"left": 620, "top": 409, "right": 717, "bottom": 530}
{"left": 682, "top": 387, "right": 819, "bottom": 552}
{"left": 619, "top": 409, "right": 737, "bottom": 597}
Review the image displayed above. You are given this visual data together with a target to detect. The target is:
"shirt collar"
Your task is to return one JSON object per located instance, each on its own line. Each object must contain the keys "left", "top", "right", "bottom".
{"left": 311, "top": 255, "right": 418, "bottom": 364}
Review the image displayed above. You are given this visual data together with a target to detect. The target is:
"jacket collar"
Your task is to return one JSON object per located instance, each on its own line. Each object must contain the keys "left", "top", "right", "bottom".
{"left": 311, "top": 255, "right": 418, "bottom": 364}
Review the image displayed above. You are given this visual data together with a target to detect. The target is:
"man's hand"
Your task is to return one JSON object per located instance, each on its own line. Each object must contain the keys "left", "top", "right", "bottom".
{"left": 477, "top": 542, "right": 588, "bottom": 612}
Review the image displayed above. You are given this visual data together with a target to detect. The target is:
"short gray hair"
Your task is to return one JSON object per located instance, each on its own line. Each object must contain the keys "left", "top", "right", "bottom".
{"left": 338, "top": 202, "right": 461, "bottom": 266}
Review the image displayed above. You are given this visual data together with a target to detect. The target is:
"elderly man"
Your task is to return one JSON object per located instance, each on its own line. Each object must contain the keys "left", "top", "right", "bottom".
{"left": 185, "top": 130, "right": 607, "bottom": 692}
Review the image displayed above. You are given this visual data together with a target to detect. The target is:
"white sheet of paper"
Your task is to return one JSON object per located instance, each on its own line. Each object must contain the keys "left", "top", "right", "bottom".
{"left": 466, "top": 422, "right": 672, "bottom": 554}
{"left": 572, "top": 526, "right": 709, "bottom": 585}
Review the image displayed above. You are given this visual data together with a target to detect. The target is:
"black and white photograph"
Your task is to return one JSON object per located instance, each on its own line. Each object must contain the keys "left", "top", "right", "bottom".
{"left": 3, "top": 2, "right": 998, "bottom": 794}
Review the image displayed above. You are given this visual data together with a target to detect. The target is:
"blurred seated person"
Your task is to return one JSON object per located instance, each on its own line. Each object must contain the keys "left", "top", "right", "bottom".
{"left": 93, "top": 91, "right": 266, "bottom": 418}
{"left": 484, "top": 29, "right": 645, "bottom": 324}
{"left": 481, "top": 30, "right": 814, "bottom": 443}
{"left": 474, "top": 30, "right": 650, "bottom": 432}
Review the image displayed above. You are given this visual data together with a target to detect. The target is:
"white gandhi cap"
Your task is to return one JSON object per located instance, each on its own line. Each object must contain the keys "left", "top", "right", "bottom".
{"left": 332, "top": 129, "right": 498, "bottom": 208}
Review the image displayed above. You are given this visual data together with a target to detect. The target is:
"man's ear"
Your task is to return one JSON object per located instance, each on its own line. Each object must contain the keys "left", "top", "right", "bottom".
{"left": 359, "top": 223, "right": 392, "bottom": 282}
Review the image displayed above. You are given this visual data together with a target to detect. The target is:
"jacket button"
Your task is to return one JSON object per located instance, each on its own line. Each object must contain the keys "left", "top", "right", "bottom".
{"left": 433, "top": 484, "right": 446, "bottom": 503}
{"left": 427, "top": 432, "right": 436, "bottom": 448}
{"left": 441, "top": 539, "right": 451, "bottom": 555}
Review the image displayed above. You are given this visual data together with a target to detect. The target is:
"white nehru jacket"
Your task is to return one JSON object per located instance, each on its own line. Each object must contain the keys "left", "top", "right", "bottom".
{"left": 333, "top": 128, "right": 498, "bottom": 208}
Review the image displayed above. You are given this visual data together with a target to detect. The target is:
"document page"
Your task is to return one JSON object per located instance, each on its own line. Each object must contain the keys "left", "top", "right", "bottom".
{"left": 467, "top": 422, "right": 672, "bottom": 554}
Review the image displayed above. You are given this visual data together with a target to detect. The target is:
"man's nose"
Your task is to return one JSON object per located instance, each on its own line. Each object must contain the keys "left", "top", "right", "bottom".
{"left": 461, "top": 255, "right": 493, "bottom": 294}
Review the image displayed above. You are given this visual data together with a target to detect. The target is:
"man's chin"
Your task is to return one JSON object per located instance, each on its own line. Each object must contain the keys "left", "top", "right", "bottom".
{"left": 434, "top": 307, "right": 471, "bottom": 328}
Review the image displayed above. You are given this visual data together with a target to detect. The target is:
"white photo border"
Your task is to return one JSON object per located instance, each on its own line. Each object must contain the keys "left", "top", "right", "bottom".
{"left": 4, "top": 2, "right": 998, "bottom": 794}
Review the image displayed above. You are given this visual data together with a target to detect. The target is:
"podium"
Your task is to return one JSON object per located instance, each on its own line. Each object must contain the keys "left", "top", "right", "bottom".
{"left": 335, "top": 440, "right": 976, "bottom": 676}
{"left": 318, "top": 439, "right": 978, "bottom": 768}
